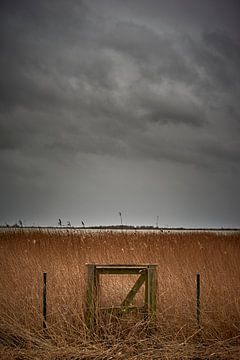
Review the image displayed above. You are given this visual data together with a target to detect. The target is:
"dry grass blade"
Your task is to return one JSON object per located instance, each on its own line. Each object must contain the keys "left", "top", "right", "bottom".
{"left": 0, "top": 229, "right": 239, "bottom": 359}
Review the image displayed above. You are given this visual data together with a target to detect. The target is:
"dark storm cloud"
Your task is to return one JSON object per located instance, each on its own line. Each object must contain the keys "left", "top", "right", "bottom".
{"left": 0, "top": 0, "right": 239, "bottom": 226}
{"left": 0, "top": 0, "right": 239, "bottom": 162}
{"left": 185, "top": 30, "right": 240, "bottom": 92}
{"left": 203, "top": 30, "right": 240, "bottom": 64}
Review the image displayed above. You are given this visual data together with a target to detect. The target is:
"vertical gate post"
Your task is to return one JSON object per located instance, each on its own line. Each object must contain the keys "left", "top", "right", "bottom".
{"left": 85, "top": 264, "right": 98, "bottom": 332}
{"left": 147, "top": 265, "right": 157, "bottom": 321}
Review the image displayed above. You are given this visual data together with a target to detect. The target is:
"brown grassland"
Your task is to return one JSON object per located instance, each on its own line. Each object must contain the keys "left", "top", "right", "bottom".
{"left": 0, "top": 229, "right": 239, "bottom": 359}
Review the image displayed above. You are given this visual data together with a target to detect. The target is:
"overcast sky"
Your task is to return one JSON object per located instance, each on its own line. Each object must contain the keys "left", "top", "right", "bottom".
{"left": 0, "top": 0, "right": 240, "bottom": 227}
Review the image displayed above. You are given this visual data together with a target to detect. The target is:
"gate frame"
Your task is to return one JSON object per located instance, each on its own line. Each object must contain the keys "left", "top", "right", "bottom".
{"left": 85, "top": 264, "right": 157, "bottom": 331}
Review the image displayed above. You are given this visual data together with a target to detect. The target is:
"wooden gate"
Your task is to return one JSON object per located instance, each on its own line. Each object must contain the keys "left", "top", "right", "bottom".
{"left": 85, "top": 264, "right": 157, "bottom": 330}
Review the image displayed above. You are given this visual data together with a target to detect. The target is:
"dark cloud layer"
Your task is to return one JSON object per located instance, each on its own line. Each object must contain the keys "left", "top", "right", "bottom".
{"left": 0, "top": 0, "right": 239, "bottom": 226}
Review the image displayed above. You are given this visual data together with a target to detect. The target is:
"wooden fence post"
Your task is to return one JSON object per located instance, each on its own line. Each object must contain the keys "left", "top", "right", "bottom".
{"left": 196, "top": 272, "right": 200, "bottom": 328}
{"left": 43, "top": 272, "right": 47, "bottom": 332}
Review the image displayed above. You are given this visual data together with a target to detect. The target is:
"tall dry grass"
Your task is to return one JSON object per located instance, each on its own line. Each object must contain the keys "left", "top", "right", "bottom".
{"left": 0, "top": 229, "right": 239, "bottom": 359}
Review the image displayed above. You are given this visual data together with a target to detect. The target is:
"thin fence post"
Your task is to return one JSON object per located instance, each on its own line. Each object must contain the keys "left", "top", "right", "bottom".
{"left": 196, "top": 272, "right": 200, "bottom": 328}
{"left": 43, "top": 272, "right": 47, "bottom": 332}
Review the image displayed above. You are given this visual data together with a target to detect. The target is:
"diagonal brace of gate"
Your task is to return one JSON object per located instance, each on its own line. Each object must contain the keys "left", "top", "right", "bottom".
{"left": 121, "top": 272, "right": 146, "bottom": 308}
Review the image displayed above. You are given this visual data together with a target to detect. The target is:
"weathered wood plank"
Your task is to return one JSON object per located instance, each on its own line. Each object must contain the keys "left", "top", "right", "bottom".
{"left": 94, "top": 264, "right": 156, "bottom": 268}
{"left": 148, "top": 265, "right": 157, "bottom": 320}
{"left": 100, "top": 306, "right": 146, "bottom": 315}
{"left": 121, "top": 272, "right": 146, "bottom": 307}
{"left": 97, "top": 268, "right": 146, "bottom": 275}
{"left": 85, "top": 264, "right": 97, "bottom": 332}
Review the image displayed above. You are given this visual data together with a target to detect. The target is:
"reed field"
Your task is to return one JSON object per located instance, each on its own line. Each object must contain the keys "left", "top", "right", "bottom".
{"left": 0, "top": 229, "right": 239, "bottom": 359}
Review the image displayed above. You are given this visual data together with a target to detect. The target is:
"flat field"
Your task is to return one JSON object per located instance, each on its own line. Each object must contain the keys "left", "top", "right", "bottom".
{"left": 0, "top": 229, "right": 239, "bottom": 359}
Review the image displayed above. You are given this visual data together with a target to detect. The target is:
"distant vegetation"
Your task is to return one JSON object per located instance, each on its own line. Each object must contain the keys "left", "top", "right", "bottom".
{"left": 1, "top": 223, "right": 239, "bottom": 231}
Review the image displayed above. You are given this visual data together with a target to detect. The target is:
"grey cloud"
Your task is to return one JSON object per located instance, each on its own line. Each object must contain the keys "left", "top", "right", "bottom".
{"left": 200, "top": 141, "right": 240, "bottom": 165}
{"left": 131, "top": 83, "right": 206, "bottom": 127}
{"left": 203, "top": 31, "right": 240, "bottom": 88}
{"left": 100, "top": 21, "right": 198, "bottom": 85}
{"left": 185, "top": 31, "right": 240, "bottom": 92}
{"left": 0, "top": 0, "right": 240, "bottom": 226}
{"left": 203, "top": 31, "right": 240, "bottom": 64}
{"left": 0, "top": 1, "right": 239, "bottom": 167}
